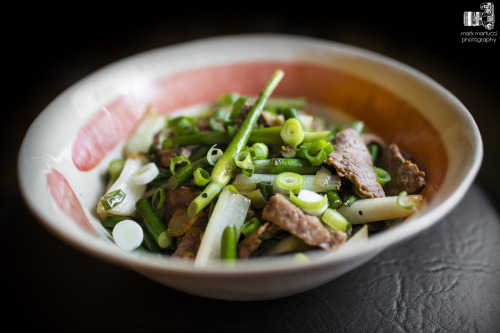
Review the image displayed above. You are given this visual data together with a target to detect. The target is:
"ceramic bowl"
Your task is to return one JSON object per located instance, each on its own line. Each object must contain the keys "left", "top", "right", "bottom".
{"left": 18, "top": 34, "right": 482, "bottom": 300}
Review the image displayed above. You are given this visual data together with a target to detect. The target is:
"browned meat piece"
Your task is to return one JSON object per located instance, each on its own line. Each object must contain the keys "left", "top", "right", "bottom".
{"left": 325, "top": 128, "right": 385, "bottom": 198}
{"left": 155, "top": 147, "right": 194, "bottom": 169}
{"left": 164, "top": 186, "right": 198, "bottom": 224}
{"left": 258, "top": 110, "right": 281, "bottom": 127}
{"left": 238, "top": 222, "right": 282, "bottom": 259}
{"left": 172, "top": 219, "right": 203, "bottom": 259}
{"left": 378, "top": 143, "right": 426, "bottom": 196}
{"left": 236, "top": 104, "right": 252, "bottom": 127}
{"left": 262, "top": 193, "right": 346, "bottom": 251}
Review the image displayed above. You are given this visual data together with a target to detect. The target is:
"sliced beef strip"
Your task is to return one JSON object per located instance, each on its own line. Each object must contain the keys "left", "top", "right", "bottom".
{"left": 325, "top": 128, "right": 385, "bottom": 199}
{"left": 172, "top": 219, "right": 203, "bottom": 259}
{"left": 164, "top": 186, "right": 198, "bottom": 224}
{"left": 238, "top": 222, "right": 282, "bottom": 259}
{"left": 378, "top": 143, "right": 426, "bottom": 196}
{"left": 262, "top": 193, "right": 346, "bottom": 251}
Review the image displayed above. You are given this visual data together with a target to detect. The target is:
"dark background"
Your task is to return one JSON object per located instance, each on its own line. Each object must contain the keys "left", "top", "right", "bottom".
{"left": 3, "top": 3, "right": 500, "bottom": 332}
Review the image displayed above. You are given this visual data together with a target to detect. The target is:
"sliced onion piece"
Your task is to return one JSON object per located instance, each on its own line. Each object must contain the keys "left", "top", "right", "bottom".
{"left": 290, "top": 189, "right": 328, "bottom": 216}
{"left": 133, "top": 162, "right": 160, "bottom": 185}
{"left": 112, "top": 220, "right": 144, "bottom": 252}
{"left": 314, "top": 166, "right": 333, "bottom": 187}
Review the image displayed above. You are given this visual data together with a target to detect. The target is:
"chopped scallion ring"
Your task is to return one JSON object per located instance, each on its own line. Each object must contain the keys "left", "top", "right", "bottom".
{"left": 274, "top": 172, "right": 304, "bottom": 194}
{"left": 170, "top": 156, "right": 191, "bottom": 175}
{"left": 112, "top": 219, "right": 144, "bottom": 252}
{"left": 397, "top": 191, "right": 415, "bottom": 210}
{"left": 301, "top": 140, "right": 334, "bottom": 166}
{"left": 374, "top": 167, "right": 391, "bottom": 187}
{"left": 234, "top": 151, "right": 254, "bottom": 177}
{"left": 193, "top": 168, "right": 211, "bottom": 187}
{"left": 207, "top": 144, "right": 223, "bottom": 166}
{"left": 246, "top": 142, "right": 269, "bottom": 160}
{"left": 290, "top": 189, "right": 329, "bottom": 216}
{"left": 241, "top": 217, "right": 262, "bottom": 237}
{"left": 152, "top": 188, "right": 166, "bottom": 210}
{"left": 321, "top": 208, "right": 350, "bottom": 232}
{"left": 100, "top": 189, "right": 126, "bottom": 210}
{"left": 133, "top": 162, "right": 160, "bottom": 185}
{"left": 280, "top": 118, "right": 305, "bottom": 146}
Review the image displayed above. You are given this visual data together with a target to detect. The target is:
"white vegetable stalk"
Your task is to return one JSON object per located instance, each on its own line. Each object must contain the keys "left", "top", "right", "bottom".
{"left": 233, "top": 173, "right": 340, "bottom": 193}
{"left": 124, "top": 107, "right": 167, "bottom": 156}
{"left": 337, "top": 195, "right": 423, "bottom": 224}
{"left": 133, "top": 162, "right": 160, "bottom": 185}
{"left": 194, "top": 186, "right": 251, "bottom": 267}
{"left": 97, "top": 154, "right": 148, "bottom": 219}
{"left": 112, "top": 220, "right": 144, "bottom": 252}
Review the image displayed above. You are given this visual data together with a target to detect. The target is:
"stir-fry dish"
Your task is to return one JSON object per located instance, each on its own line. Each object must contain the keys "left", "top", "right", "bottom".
{"left": 96, "top": 69, "right": 427, "bottom": 265}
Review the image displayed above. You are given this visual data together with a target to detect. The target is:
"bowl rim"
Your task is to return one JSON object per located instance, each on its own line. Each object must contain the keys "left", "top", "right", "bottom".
{"left": 18, "top": 33, "right": 483, "bottom": 276}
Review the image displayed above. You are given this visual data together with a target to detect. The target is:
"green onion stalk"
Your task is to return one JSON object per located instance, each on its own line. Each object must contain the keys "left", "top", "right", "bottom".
{"left": 187, "top": 69, "right": 285, "bottom": 217}
{"left": 163, "top": 126, "right": 330, "bottom": 149}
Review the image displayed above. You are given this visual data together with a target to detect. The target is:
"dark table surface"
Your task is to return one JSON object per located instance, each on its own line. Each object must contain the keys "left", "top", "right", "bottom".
{"left": 3, "top": 5, "right": 500, "bottom": 332}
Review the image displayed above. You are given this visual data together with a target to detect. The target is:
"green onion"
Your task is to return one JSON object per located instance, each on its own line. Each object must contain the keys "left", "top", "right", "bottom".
{"left": 264, "top": 97, "right": 306, "bottom": 112}
{"left": 268, "top": 158, "right": 319, "bottom": 175}
{"left": 221, "top": 224, "right": 238, "bottom": 263}
{"left": 108, "top": 158, "right": 125, "bottom": 182}
{"left": 397, "top": 191, "right": 415, "bottom": 210}
{"left": 152, "top": 188, "right": 166, "bottom": 210}
{"left": 234, "top": 151, "right": 254, "bottom": 177}
{"left": 299, "top": 140, "right": 334, "bottom": 166}
{"left": 321, "top": 208, "right": 350, "bottom": 232}
{"left": 368, "top": 144, "right": 379, "bottom": 164}
{"left": 293, "top": 252, "right": 310, "bottom": 262}
{"left": 207, "top": 144, "right": 224, "bottom": 166}
{"left": 326, "top": 191, "right": 343, "bottom": 209}
{"left": 246, "top": 142, "right": 269, "bottom": 160}
{"left": 374, "top": 167, "right": 391, "bottom": 187}
{"left": 136, "top": 198, "right": 173, "bottom": 249}
{"left": 100, "top": 189, "right": 126, "bottom": 210}
{"left": 290, "top": 189, "right": 329, "bottom": 216}
{"left": 112, "top": 219, "right": 144, "bottom": 252}
{"left": 167, "top": 156, "right": 210, "bottom": 189}
{"left": 280, "top": 118, "right": 304, "bottom": 146}
{"left": 168, "top": 116, "right": 199, "bottom": 136}
{"left": 241, "top": 217, "right": 262, "bottom": 237}
{"left": 193, "top": 168, "right": 211, "bottom": 187}
{"left": 170, "top": 156, "right": 191, "bottom": 175}
{"left": 229, "top": 96, "right": 248, "bottom": 122}
{"left": 274, "top": 172, "right": 304, "bottom": 194}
